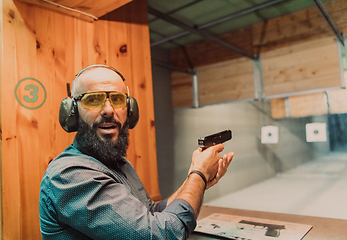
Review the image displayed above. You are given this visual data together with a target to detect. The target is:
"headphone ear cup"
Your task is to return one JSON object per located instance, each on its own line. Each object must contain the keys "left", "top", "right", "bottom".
{"left": 59, "top": 97, "right": 79, "bottom": 133}
{"left": 127, "top": 96, "right": 139, "bottom": 129}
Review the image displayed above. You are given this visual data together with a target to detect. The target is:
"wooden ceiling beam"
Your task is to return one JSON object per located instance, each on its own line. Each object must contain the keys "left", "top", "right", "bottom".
{"left": 17, "top": 0, "right": 132, "bottom": 22}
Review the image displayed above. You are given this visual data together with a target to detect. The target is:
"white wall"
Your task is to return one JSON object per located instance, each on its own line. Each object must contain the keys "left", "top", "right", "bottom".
{"left": 173, "top": 101, "right": 330, "bottom": 203}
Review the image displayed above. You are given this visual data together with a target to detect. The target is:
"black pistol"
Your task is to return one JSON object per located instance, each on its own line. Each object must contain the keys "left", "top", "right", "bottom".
{"left": 198, "top": 130, "right": 232, "bottom": 150}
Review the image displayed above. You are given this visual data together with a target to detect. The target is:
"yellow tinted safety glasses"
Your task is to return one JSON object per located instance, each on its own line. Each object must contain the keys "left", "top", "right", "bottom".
{"left": 74, "top": 91, "right": 127, "bottom": 110}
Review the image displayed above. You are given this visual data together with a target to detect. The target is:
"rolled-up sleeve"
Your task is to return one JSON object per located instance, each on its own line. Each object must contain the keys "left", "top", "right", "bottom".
{"left": 39, "top": 157, "right": 196, "bottom": 240}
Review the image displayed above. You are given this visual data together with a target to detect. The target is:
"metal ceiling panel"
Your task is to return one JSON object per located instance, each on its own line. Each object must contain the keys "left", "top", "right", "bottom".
{"left": 148, "top": 6, "right": 256, "bottom": 59}
{"left": 148, "top": 0, "right": 335, "bottom": 49}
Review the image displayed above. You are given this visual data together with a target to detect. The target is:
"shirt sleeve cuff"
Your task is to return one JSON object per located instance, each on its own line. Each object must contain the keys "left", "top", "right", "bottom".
{"left": 164, "top": 199, "right": 197, "bottom": 234}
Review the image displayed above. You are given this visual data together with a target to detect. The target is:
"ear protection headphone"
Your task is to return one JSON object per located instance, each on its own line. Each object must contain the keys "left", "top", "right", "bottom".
{"left": 59, "top": 64, "right": 139, "bottom": 133}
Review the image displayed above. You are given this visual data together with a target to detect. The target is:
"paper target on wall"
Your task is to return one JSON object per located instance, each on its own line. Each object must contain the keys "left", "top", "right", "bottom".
{"left": 305, "top": 123, "right": 327, "bottom": 142}
{"left": 261, "top": 125, "right": 279, "bottom": 144}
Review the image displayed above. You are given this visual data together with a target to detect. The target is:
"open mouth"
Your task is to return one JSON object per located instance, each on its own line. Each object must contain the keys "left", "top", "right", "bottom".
{"left": 99, "top": 125, "right": 116, "bottom": 130}
{"left": 98, "top": 123, "right": 118, "bottom": 132}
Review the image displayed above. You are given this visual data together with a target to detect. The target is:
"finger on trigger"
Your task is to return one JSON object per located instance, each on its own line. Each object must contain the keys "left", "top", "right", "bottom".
{"left": 213, "top": 143, "right": 224, "bottom": 152}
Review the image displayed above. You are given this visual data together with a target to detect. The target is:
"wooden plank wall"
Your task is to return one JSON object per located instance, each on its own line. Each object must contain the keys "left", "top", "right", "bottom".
{"left": 271, "top": 98, "right": 287, "bottom": 119}
{"left": 1, "top": 0, "right": 159, "bottom": 239}
{"left": 171, "top": 57, "right": 255, "bottom": 108}
{"left": 249, "top": 0, "right": 347, "bottom": 118}
{"left": 198, "top": 57, "right": 255, "bottom": 106}
{"left": 327, "top": 85, "right": 347, "bottom": 113}
{"left": 252, "top": 0, "right": 347, "bottom": 53}
{"left": 261, "top": 37, "right": 342, "bottom": 97}
{"left": 171, "top": 71, "right": 193, "bottom": 108}
{"left": 271, "top": 76, "right": 347, "bottom": 119}
{"left": 289, "top": 92, "right": 328, "bottom": 117}
{"left": 0, "top": 0, "right": 3, "bottom": 237}
{"left": 170, "top": 0, "right": 347, "bottom": 117}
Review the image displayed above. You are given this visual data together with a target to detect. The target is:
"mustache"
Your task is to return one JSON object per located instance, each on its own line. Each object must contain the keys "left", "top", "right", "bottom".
{"left": 92, "top": 117, "right": 122, "bottom": 129}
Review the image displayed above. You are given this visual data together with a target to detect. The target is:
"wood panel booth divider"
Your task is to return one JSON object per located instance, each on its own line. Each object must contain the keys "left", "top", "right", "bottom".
{"left": 1, "top": 0, "right": 160, "bottom": 239}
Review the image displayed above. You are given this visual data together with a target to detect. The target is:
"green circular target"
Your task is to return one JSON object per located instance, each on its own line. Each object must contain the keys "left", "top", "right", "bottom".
{"left": 15, "top": 78, "right": 47, "bottom": 110}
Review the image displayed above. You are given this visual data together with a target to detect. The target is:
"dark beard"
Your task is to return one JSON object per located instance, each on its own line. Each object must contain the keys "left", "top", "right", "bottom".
{"left": 75, "top": 117, "right": 129, "bottom": 171}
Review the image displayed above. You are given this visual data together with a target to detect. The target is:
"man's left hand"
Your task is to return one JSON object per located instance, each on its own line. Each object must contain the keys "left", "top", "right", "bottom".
{"left": 206, "top": 152, "right": 234, "bottom": 189}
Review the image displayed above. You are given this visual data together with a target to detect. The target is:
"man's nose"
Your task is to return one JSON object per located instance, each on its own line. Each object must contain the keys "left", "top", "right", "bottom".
{"left": 100, "top": 99, "right": 114, "bottom": 117}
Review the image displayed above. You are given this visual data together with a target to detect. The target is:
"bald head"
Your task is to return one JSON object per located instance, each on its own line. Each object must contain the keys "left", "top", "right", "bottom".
{"left": 71, "top": 65, "right": 126, "bottom": 98}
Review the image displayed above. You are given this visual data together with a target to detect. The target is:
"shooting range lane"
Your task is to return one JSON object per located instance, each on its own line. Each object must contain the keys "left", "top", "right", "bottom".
{"left": 206, "top": 152, "right": 347, "bottom": 220}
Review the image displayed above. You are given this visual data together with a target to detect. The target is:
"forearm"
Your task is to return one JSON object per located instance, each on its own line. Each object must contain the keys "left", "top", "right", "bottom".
{"left": 167, "top": 173, "right": 206, "bottom": 218}
{"left": 167, "top": 146, "right": 234, "bottom": 219}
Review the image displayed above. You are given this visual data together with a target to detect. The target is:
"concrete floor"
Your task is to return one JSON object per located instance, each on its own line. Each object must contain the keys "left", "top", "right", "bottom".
{"left": 206, "top": 152, "right": 347, "bottom": 220}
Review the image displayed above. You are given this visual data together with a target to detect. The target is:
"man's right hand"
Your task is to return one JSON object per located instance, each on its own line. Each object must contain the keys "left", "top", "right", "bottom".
{"left": 190, "top": 144, "right": 225, "bottom": 181}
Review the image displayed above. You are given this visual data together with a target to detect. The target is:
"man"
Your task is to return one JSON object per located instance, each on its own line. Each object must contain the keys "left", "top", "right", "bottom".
{"left": 39, "top": 65, "right": 234, "bottom": 239}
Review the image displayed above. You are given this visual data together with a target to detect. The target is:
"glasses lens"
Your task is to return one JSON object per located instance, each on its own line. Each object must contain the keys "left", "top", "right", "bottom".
{"left": 110, "top": 92, "right": 127, "bottom": 109}
{"left": 81, "top": 92, "right": 106, "bottom": 109}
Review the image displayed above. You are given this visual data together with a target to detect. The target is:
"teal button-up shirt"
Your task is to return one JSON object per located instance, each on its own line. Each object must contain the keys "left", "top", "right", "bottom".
{"left": 39, "top": 141, "right": 196, "bottom": 239}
